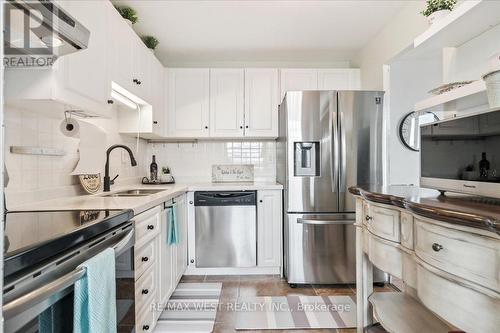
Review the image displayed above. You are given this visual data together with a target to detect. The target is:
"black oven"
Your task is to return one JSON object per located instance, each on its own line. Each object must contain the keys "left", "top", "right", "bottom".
{"left": 2, "top": 210, "right": 136, "bottom": 333}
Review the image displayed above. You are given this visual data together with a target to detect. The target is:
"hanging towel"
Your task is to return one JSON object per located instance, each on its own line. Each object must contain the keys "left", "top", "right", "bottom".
{"left": 167, "top": 205, "right": 180, "bottom": 245}
{"left": 74, "top": 248, "right": 117, "bottom": 333}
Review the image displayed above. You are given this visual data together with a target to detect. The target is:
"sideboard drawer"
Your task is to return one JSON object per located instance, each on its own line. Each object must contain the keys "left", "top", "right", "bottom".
{"left": 417, "top": 263, "right": 500, "bottom": 333}
{"left": 415, "top": 219, "right": 499, "bottom": 291}
{"left": 366, "top": 204, "right": 401, "bottom": 243}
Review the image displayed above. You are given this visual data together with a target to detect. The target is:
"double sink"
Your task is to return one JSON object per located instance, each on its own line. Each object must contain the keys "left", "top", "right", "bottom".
{"left": 101, "top": 189, "right": 165, "bottom": 197}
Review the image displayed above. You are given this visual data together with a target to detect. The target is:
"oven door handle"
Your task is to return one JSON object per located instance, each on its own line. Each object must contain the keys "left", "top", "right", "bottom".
{"left": 3, "top": 228, "right": 134, "bottom": 319}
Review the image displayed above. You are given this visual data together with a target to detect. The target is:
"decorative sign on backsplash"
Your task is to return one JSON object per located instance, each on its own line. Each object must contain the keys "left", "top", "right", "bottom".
{"left": 79, "top": 174, "right": 101, "bottom": 194}
{"left": 212, "top": 165, "right": 254, "bottom": 183}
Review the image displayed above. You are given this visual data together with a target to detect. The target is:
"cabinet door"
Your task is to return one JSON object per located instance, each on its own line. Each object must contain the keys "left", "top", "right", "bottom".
{"left": 257, "top": 190, "right": 283, "bottom": 267}
{"left": 151, "top": 61, "right": 165, "bottom": 136}
{"left": 159, "top": 207, "right": 174, "bottom": 304}
{"left": 108, "top": 4, "right": 135, "bottom": 93}
{"left": 317, "top": 69, "right": 361, "bottom": 90}
{"left": 244, "top": 69, "right": 279, "bottom": 138}
{"left": 174, "top": 194, "right": 188, "bottom": 282}
{"left": 133, "top": 39, "right": 152, "bottom": 102}
{"left": 61, "top": 1, "right": 111, "bottom": 114}
{"left": 209, "top": 69, "right": 245, "bottom": 137}
{"left": 280, "top": 69, "right": 318, "bottom": 100}
{"left": 167, "top": 68, "right": 210, "bottom": 137}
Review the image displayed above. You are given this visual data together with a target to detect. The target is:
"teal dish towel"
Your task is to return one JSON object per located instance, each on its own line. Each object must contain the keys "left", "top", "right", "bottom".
{"left": 167, "top": 205, "right": 180, "bottom": 245}
{"left": 73, "top": 248, "right": 117, "bottom": 333}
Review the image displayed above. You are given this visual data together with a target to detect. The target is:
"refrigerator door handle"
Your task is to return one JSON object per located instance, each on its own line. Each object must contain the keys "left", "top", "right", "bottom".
{"left": 330, "top": 93, "right": 339, "bottom": 193}
{"left": 339, "top": 98, "right": 347, "bottom": 195}
{"left": 297, "top": 218, "right": 353, "bottom": 225}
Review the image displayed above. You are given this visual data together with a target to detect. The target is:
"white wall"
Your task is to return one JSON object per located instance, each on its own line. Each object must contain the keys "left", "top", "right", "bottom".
{"left": 149, "top": 141, "right": 276, "bottom": 183}
{"left": 352, "top": 1, "right": 428, "bottom": 90}
{"left": 4, "top": 107, "right": 149, "bottom": 208}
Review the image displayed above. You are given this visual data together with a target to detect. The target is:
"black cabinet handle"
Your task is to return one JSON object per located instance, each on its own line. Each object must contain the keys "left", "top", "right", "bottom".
{"left": 147, "top": 225, "right": 154, "bottom": 230}
{"left": 107, "top": 99, "right": 114, "bottom": 104}
{"left": 141, "top": 257, "right": 149, "bottom": 262}
{"left": 133, "top": 79, "right": 138, "bottom": 83}
{"left": 153, "top": 121, "right": 158, "bottom": 124}
{"left": 142, "top": 289, "right": 149, "bottom": 295}
{"left": 432, "top": 243, "right": 443, "bottom": 252}
{"left": 142, "top": 325, "right": 150, "bottom": 331}
{"left": 137, "top": 80, "right": 142, "bottom": 85}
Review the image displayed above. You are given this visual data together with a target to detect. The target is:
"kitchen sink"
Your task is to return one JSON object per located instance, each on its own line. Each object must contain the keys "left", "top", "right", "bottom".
{"left": 101, "top": 189, "right": 165, "bottom": 197}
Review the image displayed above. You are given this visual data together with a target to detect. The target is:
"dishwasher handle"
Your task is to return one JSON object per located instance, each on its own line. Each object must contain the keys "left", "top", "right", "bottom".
{"left": 194, "top": 191, "right": 257, "bottom": 206}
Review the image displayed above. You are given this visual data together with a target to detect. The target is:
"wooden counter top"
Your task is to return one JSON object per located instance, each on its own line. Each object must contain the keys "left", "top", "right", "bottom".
{"left": 349, "top": 185, "right": 500, "bottom": 235}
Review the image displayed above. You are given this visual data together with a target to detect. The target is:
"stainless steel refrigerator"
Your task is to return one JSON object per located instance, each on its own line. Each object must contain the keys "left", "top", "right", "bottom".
{"left": 277, "top": 91, "right": 386, "bottom": 284}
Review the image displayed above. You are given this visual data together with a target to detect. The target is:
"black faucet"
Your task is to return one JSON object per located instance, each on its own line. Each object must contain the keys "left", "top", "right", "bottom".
{"left": 104, "top": 144, "right": 137, "bottom": 192}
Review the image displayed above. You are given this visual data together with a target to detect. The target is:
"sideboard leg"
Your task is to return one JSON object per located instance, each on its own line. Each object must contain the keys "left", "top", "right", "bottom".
{"left": 356, "top": 226, "right": 373, "bottom": 333}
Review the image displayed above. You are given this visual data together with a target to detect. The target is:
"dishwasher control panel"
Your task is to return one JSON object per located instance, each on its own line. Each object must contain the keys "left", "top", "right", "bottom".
{"left": 194, "top": 191, "right": 256, "bottom": 206}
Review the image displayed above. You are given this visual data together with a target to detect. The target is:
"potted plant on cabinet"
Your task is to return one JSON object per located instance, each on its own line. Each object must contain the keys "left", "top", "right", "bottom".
{"left": 421, "top": 0, "right": 456, "bottom": 24}
{"left": 115, "top": 5, "right": 138, "bottom": 26}
{"left": 142, "top": 36, "right": 160, "bottom": 53}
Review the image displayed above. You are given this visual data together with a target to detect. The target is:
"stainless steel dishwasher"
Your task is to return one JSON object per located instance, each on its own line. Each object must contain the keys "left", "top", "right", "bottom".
{"left": 194, "top": 191, "right": 257, "bottom": 268}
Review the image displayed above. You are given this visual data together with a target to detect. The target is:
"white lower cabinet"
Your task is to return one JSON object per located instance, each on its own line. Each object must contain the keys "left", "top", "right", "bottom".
{"left": 257, "top": 190, "right": 283, "bottom": 267}
{"left": 133, "top": 196, "right": 188, "bottom": 332}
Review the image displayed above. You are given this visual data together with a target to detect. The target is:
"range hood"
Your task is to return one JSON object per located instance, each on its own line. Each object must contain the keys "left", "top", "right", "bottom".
{"left": 4, "top": 0, "right": 90, "bottom": 62}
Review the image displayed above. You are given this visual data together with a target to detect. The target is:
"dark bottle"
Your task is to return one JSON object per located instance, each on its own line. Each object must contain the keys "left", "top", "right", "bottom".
{"left": 479, "top": 152, "right": 490, "bottom": 179}
{"left": 150, "top": 155, "right": 158, "bottom": 181}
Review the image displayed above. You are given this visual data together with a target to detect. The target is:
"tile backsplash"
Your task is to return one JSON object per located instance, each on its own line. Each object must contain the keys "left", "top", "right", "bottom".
{"left": 4, "top": 106, "right": 149, "bottom": 207}
{"left": 149, "top": 141, "right": 276, "bottom": 183}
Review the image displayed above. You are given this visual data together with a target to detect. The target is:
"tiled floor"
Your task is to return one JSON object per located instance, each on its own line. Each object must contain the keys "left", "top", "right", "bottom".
{"left": 180, "top": 275, "right": 395, "bottom": 333}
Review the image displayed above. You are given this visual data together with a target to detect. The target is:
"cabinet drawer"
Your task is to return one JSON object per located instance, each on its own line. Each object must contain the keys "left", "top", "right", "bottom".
{"left": 135, "top": 240, "right": 157, "bottom": 280}
{"left": 415, "top": 219, "right": 499, "bottom": 291}
{"left": 136, "top": 305, "right": 155, "bottom": 333}
{"left": 366, "top": 231, "right": 403, "bottom": 279}
{"left": 135, "top": 207, "right": 161, "bottom": 248}
{"left": 417, "top": 263, "right": 500, "bottom": 333}
{"left": 136, "top": 263, "right": 158, "bottom": 315}
{"left": 366, "top": 204, "right": 401, "bottom": 243}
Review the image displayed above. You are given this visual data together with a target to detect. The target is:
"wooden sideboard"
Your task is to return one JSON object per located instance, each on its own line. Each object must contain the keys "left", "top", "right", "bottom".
{"left": 351, "top": 186, "right": 500, "bottom": 333}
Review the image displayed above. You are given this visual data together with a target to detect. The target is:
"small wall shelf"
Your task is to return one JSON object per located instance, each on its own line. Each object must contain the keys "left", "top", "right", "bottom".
{"left": 414, "top": 80, "right": 486, "bottom": 112}
{"left": 392, "top": 0, "right": 500, "bottom": 62}
{"left": 369, "top": 292, "right": 452, "bottom": 333}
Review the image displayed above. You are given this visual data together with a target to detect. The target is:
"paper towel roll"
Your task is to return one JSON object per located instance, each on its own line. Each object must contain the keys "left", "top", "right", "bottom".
{"left": 60, "top": 118, "right": 80, "bottom": 138}
{"left": 71, "top": 121, "right": 107, "bottom": 175}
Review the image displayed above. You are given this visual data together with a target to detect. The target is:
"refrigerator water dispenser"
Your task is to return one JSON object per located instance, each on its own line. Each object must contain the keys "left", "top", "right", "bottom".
{"left": 294, "top": 142, "right": 320, "bottom": 176}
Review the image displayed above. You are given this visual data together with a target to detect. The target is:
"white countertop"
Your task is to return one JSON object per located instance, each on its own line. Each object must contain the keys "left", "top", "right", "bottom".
{"left": 9, "top": 182, "right": 283, "bottom": 215}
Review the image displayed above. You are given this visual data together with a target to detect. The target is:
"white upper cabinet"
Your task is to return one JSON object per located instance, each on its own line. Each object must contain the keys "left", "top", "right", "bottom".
{"left": 210, "top": 69, "right": 245, "bottom": 137}
{"left": 108, "top": 4, "right": 135, "bottom": 93}
{"left": 61, "top": 1, "right": 111, "bottom": 112}
{"left": 151, "top": 63, "right": 165, "bottom": 136}
{"left": 133, "top": 39, "right": 153, "bottom": 103}
{"left": 280, "top": 69, "right": 318, "bottom": 100}
{"left": 244, "top": 68, "right": 279, "bottom": 138}
{"left": 167, "top": 68, "right": 210, "bottom": 138}
{"left": 317, "top": 69, "right": 361, "bottom": 90}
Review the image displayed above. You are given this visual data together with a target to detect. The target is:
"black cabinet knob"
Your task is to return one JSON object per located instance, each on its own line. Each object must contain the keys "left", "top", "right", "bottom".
{"left": 147, "top": 225, "right": 154, "bottom": 230}
{"left": 153, "top": 121, "right": 158, "bottom": 124}
{"left": 137, "top": 80, "right": 142, "bottom": 85}
{"left": 143, "top": 325, "right": 150, "bottom": 331}
{"left": 141, "top": 257, "right": 149, "bottom": 262}
{"left": 240, "top": 126, "right": 243, "bottom": 129}
{"left": 204, "top": 126, "right": 208, "bottom": 129}
{"left": 107, "top": 99, "right": 114, "bottom": 104}
{"left": 365, "top": 215, "right": 372, "bottom": 221}
{"left": 259, "top": 200, "right": 263, "bottom": 203}
{"left": 246, "top": 125, "right": 249, "bottom": 129}
{"left": 133, "top": 79, "right": 138, "bottom": 83}
{"left": 432, "top": 243, "right": 443, "bottom": 252}
{"left": 142, "top": 289, "right": 149, "bottom": 295}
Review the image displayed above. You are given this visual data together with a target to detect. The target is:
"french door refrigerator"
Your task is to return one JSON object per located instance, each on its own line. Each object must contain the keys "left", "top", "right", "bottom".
{"left": 277, "top": 90, "right": 386, "bottom": 284}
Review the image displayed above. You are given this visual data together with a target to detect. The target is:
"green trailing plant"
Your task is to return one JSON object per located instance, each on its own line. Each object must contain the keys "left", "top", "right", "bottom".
{"left": 115, "top": 5, "right": 138, "bottom": 24}
{"left": 142, "top": 36, "right": 159, "bottom": 50}
{"left": 421, "top": 0, "right": 456, "bottom": 17}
